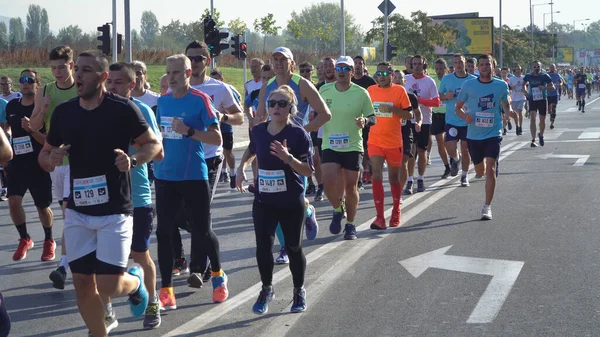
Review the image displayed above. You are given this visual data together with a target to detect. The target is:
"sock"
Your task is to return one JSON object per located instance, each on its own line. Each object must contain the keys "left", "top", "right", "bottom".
{"left": 104, "top": 303, "right": 113, "bottom": 316}
{"left": 211, "top": 269, "right": 224, "bottom": 277}
{"left": 462, "top": 170, "right": 468, "bottom": 177}
{"left": 444, "top": 164, "right": 450, "bottom": 170}
{"left": 372, "top": 180, "right": 385, "bottom": 217}
{"left": 306, "top": 204, "right": 313, "bottom": 218}
{"left": 43, "top": 226, "right": 53, "bottom": 241}
{"left": 318, "top": 184, "right": 323, "bottom": 190}
{"left": 275, "top": 223, "right": 285, "bottom": 247}
{"left": 346, "top": 221, "right": 354, "bottom": 226}
{"left": 15, "top": 223, "right": 28, "bottom": 240}
{"left": 334, "top": 205, "right": 342, "bottom": 213}
{"left": 229, "top": 168, "right": 235, "bottom": 175}
{"left": 582, "top": 100, "right": 586, "bottom": 109}
{"left": 59, "top": 256, "right": 69, "bottom": 270}
{"left": 417, "top": 175, "right": 424, "bottom": 181}
{"left": 407, "top": 176, "right": 414, "bottom": 182}
{"left": 391, "top": 183, "right": 402, "bottom": 212}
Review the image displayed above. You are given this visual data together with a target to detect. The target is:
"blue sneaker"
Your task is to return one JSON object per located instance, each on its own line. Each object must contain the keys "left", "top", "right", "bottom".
{"left": 305, "top": 205, "right": 319, "bottom": 240}
{"left": 538, "top": 133, "right": 544, "bottom": 146}
{"left": 127, "top": 265, "right": 149, "bottom": 318}
{"left": 329, "top": 210, "right": 343, "bottom": 235}
{"left": 343, "top": 224, "right": 357, "bottom": 240}
{"left": 275, "top": 247, "right": 289, "bottom": 264}
{"left": 252, "top": 286, "right": 274, "bottom": 315}
{"left": 212, "top": 272, "right": 229, "bottom": 303}
{"left": 290, "top": 287, "right": 307, "bottom": 313}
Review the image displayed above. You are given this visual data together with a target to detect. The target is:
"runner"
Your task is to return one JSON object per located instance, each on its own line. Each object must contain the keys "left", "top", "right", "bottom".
{"left": 523, "top": 61, "right": 555, "bottom": 147}
{"left": 0, "top": 98, "right": 8, "bottom": 201}
{"left": 547, "top": 63, "right": 564, "bottom": 129}
{"left": 500, "top": 67, "right": 512, "bottom": 135}
{"left": 30, "top": 46, "right": 78, "bottom": 290}
{"left": 159, "top": 74, "right": 169, "bottom": 95}
{"left": 131, "top": 61, "right": 160, "bottom": 109}
{"left": 103, "top": 62, "right": 164, "bottom": 330}
{"left": 352, "top": 56, "right": 377, "bottom": 186}
{"left": 5, "top": 69, "right": 55, "bottom": 262}
{"left": 507, "top": 65, "right": 526, "bottom": 135}
{"left": 439, "top": 54, "right": 477, "bottom": 185}
{"left": 319, "top": 56, "right": 375, "bottom": 239}
{"left": 574, "top": 67, "right": 588, "bottom": 113}
{"left": 367, "top": 62, "right": 412, "bottom": 229}
{"left": 466, "top": 58, "right": 477, "bottom": 76}
{"left": 403, "top": 56, "right": 413, "bottom": 76}
{"left": 565, "top": 69, "right": 574, "bottom": 99}
{"left": 235, "top": 85, "right": 312, "bottom": 314}
{"left": 39, "top": 50, "right": 160, "bottom": 337}
{"left": 404, "top": 55, "right": 441, "bottom": 193}
{"left": 586, "top": 68, "right": 593, "bottom": 99}
{"left": 153, "top": 54, "right": 229, "bottom": 310}
{"left": 430, "top": 58, "right": 451, "bottom": 178}
{"left": 455, "top": 54, "right": 513, "bottom": 220}
{"left": 0, "top": 76, "right": 22, "bottom": 101}
{"left": 316, "top": 60, "right": 325, "bottom": 83}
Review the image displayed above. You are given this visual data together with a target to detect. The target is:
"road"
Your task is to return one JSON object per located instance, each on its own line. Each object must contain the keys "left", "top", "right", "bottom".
{"left": 1, "top": 97, "right": 600, "bottom": 337}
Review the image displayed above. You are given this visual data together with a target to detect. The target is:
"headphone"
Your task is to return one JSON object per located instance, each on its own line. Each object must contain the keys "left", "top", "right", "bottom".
{"left": 290, "top": 104, "right": 298, "bottom": 115}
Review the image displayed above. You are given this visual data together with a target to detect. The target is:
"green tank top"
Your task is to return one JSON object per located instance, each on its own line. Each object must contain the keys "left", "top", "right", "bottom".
{"left": 44, "top": 81, "right": 78, "bottom": 165}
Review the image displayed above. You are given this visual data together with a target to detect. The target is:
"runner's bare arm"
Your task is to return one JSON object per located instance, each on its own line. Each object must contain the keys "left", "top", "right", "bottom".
{"left": 300, "top": 79, "right": 331, "bottom": 133}
{"left": 222, "top": 103, "right": 244, "bottom": 125}
{"left": 39, "top": 142, "right": 68, "bottom": 172}
{"left": 30, "top": 88, "right": 46, "bottom": 131}
{"left": 0, "top": 128, "right": 12, "bottom": 163}
{"left": 190, "top": 123, "right": 222, "bottom": 146}
{"left": 254, "top": 84, "right": 268, "bottom": 125}
{"left": 236, "top": 146, "right": 256, "bottom": 173}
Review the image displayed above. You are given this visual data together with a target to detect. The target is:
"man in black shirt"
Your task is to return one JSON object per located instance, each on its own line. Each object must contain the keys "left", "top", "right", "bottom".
{"left": 6, "top": 69, "right": 55, "bottom": 262}
{"left": 39, "top": 51, "right": 162, "bottom": 337}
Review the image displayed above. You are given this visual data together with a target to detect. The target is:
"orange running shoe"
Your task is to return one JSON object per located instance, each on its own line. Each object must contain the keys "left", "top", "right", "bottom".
{"left": 159, "top": 287, "right": 177, "bottom": 311}
{"left": 370, "top": 217, "right": 387, "bottom": 230}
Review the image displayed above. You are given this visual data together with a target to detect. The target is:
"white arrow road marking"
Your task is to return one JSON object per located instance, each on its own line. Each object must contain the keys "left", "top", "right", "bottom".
{"left": 577, "top": 132, "right": 600, "bottom": 139}
{"left": 399, "top": 246, "right": 524, "bottom": 324}
{"left": 537, "top": 153, "right": 590, "bottom": 166}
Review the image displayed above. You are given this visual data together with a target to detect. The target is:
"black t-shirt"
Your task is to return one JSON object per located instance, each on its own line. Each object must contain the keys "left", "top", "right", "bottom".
{"left": 250, "top": 88, "right": 260, "bottom": 102}
{"left": 574, "top": 74, "right": 587, "bottom": 87}
{"left": 403, "top": 70, "right": 412, "bottom": 76}
{"left": 351, "top": 75, "right": 377, "bottom": 90}
{"left": 46, "top": 92, "right": 149, "bottom": 216}
{"left": 6, "top": 99, "right": 45, "bottom": 163}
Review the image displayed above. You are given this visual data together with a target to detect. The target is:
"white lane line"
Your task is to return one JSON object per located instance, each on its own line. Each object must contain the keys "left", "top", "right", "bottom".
{"left": 163, "top": 141, "right": 520, "bottom": 336}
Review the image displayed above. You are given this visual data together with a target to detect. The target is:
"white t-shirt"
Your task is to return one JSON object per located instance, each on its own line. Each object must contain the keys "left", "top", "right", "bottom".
{"left": 405, "top": 74, "right": 439, "bottom": 125}
{"left": 192, "top": 77, "right": 237, "bottom": 159}
{"left": 0, "top": 92, "right": 22, "bottom": 102}
{"left": 134, "top": 90, "right": 160, "bottom": 108}
{"left": 508, "top": 76, "right": 526, "bottom": 102}
{"left": 244, "top": 79, "right": 263, "bottom": 98}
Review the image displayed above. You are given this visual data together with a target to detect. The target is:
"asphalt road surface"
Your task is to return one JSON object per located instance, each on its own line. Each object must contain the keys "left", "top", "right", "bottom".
{"left": 1, "top": 97, "right": 600, "bottom": 337}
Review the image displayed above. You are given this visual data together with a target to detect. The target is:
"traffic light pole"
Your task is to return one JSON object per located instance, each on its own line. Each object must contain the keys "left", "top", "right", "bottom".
{"left": 125, "top": 0, "right": 132, "bottom": 62}
{"left": 383, "top": 0, "right": 388, "bottom": 61}
{"left": 112, "top": 0, "right": 118, "bottom": 63}
{"left": 243, "top": 31, "right": 247, "bottom": 84}
{"left": 210, "top": 0, "right": 216, "bottom": 70}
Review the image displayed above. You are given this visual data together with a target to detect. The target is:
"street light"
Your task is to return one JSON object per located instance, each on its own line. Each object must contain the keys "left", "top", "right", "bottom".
{"left": 573, "top": 18, "right": 590, "bottom": 30}
{"left": 530, "top": 2, "right": 551, "bottom": 56}
{"left": 543, "top": 11, "right": 560, "bottom": 31}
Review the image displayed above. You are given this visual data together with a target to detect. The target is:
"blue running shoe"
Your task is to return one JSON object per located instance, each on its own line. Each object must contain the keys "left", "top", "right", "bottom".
{"left": 252, "top": 286, "right": 274, "bottom": 315}
{"left": 290, "top": 287, "right": 307, "bottom": 313}
{"left": 305, "top": 205, "right": 319, "bottom": 240}
{"left": 212, "top": 272, "right": 229, "bottom": 303}
{"left": 127, "top": 264, "right": 149, "bottom": 318}
{"left": 538, "top": 133, "right": 545, "bottom": 146}
{"left": 343, "top": 224, "right": 357, "bottom": 240}
{"left": 329, "top": 210, "right": 343, "bottom": 235}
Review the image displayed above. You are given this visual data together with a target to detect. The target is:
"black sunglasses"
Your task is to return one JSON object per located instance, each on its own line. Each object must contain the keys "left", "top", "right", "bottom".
{"left": 188, "top": 55, "right": 207, "bottom": 63}
{"left": 267, "top": 99, "right": 291, "bottom": 108}
{"left": 375, "top": 71, "right": 392, "bottom": 77}
{"left": 300, "top": 69, "right": 313, "bottom": 73}
{"left": 210, "top": 71, "right": 221, "bottom": 76}
{"left": 19, "top": 76, "right": 36, "bottom": 84}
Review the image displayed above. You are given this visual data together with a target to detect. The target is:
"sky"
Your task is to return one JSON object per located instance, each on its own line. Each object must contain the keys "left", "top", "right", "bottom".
{"left": 0, "top": 0, "right": 597, "bottom": 36}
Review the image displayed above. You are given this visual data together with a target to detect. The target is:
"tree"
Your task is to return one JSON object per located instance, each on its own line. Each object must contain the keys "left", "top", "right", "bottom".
{"left": 131, "top": 29, "right": 143, "bottom": 50}
{"left": 229, "top": 17, "right": 248, "bottom": 36}
{"left": 183, "top": 19, "right": 203, "bottom": 42}
{"left": 57, "top": 25, "right": 83, "bottom": 46}
{"left": 0, "top": 22, "right": 8, "bottom": 51}
{"left": 40, "top": 8, "right": 50, "bottom": 42}
{"left": 254, "top": 13, "right": 281, "bottom": 53}
{"left": 8, "top": 17, "right": 25, "bottom": 51}
{"left": 26, "top": 4, "right": 43, "bottom": 48}
{"left": 202, "top": 9, "right": 224, "bottom": 27}
{"left": 141, "top": 11, "right": 160, "bottom": 48}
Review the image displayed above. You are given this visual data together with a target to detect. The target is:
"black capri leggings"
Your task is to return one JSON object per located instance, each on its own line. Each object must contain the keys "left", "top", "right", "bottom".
{"left": 253, "top": 198, "right": 306, "bottom": 288}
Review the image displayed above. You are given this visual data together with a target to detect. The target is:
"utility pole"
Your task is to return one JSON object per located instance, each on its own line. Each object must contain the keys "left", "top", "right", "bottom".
{"left": 124, "top": 0, "right": 132, "bottom": 62}
{"left": 499, "top": 0, "right": 503, "bottom": 67}
{"left": 341, "top": 0, "right": 346, "bottom": 55}
{"left": 112, "top": 0, "right": 118, "bottom": 63}
{"left": 384, "top": 0, "right": 388, "bottom": 61}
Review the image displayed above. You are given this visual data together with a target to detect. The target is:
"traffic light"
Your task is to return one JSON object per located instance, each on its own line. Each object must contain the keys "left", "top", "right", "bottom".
{"left": 239, "top": 42, "right": 247, "bottom": 60}
{"left": 386, "top": 41, "right": 397, "bottom": 61}
{"left": 231, "top": 35, "right": 240, "bottom": 58}
{"left": 203, "top": 17, "right": 229, "bottom": 57}
{"left": 97, "top": 24, "right": 110, "bottom": 55}
{"left": 117, "top": 33, "right": 123, "bottom": 55}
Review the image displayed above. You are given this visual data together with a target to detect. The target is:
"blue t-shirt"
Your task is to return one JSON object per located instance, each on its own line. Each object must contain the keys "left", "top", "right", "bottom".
{"left": 154, "top": 88, "right": 219, "bottom": 181}
{"left": 547, "top": 72, "right": 563, "bottom": 97}
{"left": 439, "top": 72, "right": 477, "bottom": 127}
{"left": 249, "top": 122, "right": 313, "bottom": 207}
{"left": 523, "top": 72, "right": 553, "bottom": 101}
{"left": 566, "top": 74, "right": 574, "bottom": 86}
{"left": 264, "top": 74, "right": 310, "bottom": 127}
{"left": 0, "top": 98, "right": 7, "bottom": 123}
{"left": 130, "top": 98, "right": 160, "bottom": 208}
{"left": 457, "top": 78, "right": 509, "bottom": 141}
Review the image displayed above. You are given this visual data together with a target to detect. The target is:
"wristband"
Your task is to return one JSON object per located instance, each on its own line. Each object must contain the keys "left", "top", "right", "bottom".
{"left": 286, "top": 154, "right": 293, "bottom": 165}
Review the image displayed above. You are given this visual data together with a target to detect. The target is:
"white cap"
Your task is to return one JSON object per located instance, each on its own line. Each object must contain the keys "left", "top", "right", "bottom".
{"left": 272, "top": 47, "right": 293, "bottom": 60}
{"left": 335, "top": 56, "right": 354, "bottom": 68}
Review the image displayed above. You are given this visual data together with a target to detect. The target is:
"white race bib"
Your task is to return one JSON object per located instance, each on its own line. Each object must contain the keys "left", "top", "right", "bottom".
{"left": 329, "top": 133, "right": 350, "bottom": 149}
{"left": 258, "top": 169, "right": 287, "bottom": 193}
{"left": 13, "top": 136, "right": 33, "bottom": 155}
{"left": 475, "top": 112, "right": 495, "bottom": 128}
{"left": 373, "top": 102, "right": 393, "bottom": 118}
{"left": 73, "top": 175, "right": 109, "bottom": 206}
{"left": 532, "top": 88, "right": 543, "bottom": 101}
{"left": 160, "top": 117, "right": 183, "bottom": 139}
{"left": 578, "top": 83, "right": 586, "bottom": 89}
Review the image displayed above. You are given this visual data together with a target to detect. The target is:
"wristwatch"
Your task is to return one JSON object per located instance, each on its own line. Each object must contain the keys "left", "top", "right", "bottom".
{"left": 186, "top": 127, "right": 196, "bottom": 138}
{"left": 222, "top": 114, "right": 229, "bottom": 122}
{"left": 130, "top": 156, "right": 138, "bottom": 168}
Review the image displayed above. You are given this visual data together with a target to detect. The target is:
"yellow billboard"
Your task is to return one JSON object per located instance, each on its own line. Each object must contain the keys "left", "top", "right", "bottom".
{"left": 361, "top": 47, "right": 376, "bottom": 62}
{"left": 431, "top": 17, "right": 494, "bottom": 55}
{"left": 556, "top": 47, "right": 574, "bottom": 63}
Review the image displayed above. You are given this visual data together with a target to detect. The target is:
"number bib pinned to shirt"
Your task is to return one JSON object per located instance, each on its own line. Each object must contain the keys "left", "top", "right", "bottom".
{"left": 532, "top": 88, "right": 543, "bottom": 101}
{"left": 258, "top": 169, "right": 287, "bottom": 193}
{"left": 73, "top": 175, "right": 109, "bottom": 206}
{"left": 12, "top": 136, "right": 33, "bottom": 155}
{"left": 373, "top": 102, "right": 393, "bottom": 118}
{"left": 475, "top": 112, "right": 495, "bottom": 128}
{"left": 329, "top": 133, "right": 350, "bottom": 149}
{"left": 578, "top": 83, "right": 586, "bottom": 89}
{"left": 160, "top": 117, "right": 183, "bottom": 139}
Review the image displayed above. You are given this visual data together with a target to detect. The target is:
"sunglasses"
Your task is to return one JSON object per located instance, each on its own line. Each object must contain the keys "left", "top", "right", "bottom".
{"left": 19, "top": 76, "right": 36, "bottom": 84}
{"left": 267, "top": 99, "right": 291, "bottom": 108}
{"left": 335, "top": 66, "right": 352, "bottom": 72}
{"left": 188, "top": 55, "right": 206, "bottom": 63}
{"left": 375, "top": 71, "right": 391, "bottom": 77}
{"left": 300, "top": 69, "right": 313, "bottom": 73}
{"left": 210, "top": 72, "right": 221, "bottom": 77}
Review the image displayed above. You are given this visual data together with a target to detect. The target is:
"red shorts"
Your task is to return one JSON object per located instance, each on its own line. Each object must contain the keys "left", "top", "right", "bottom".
{"left": 368, "top": 144, "right": 403, "bottom": 167}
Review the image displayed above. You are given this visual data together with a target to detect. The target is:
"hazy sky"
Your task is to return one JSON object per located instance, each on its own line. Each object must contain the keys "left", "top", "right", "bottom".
{"left": 1, "top": 0, "right": 597, "bottom": 35}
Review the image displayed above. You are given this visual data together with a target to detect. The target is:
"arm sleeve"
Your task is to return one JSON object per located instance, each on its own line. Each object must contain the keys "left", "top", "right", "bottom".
{"left": 418, "top": 96, "right": 441, "bottom": 107}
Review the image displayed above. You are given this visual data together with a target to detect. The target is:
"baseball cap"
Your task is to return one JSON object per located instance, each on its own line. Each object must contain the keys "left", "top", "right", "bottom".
{"left": 335, "top": 56, "right": 354, "bottom": 68}
{"left": 272, "top": 47, "right": 293, "bottom": 60}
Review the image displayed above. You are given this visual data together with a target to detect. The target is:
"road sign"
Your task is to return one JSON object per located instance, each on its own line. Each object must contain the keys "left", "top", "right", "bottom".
{"left": 378, "top": 0, "right": 395, "bottom": 16}
{"left": 399, "top": 246, "right": 524, "bottom": 324}
{"left": 537, "top": 153, "right": 589, "bottom": 166}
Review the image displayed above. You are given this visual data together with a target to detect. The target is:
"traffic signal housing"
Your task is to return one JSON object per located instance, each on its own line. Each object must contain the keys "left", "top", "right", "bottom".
{"left": 97, "top": 24, "right": 110, "bottom": 55}
{"left": 117, "top": 33, "right": 123, "bottom": 55}
{"left": 386, "top": 41, "right": 397, "bottom": 61}
{"left": 203, "top": 17, "right": 229, "bottom": 57}
{"left": 230, "top": 35, "right": 247, "bottom": 60}
{"left": 239, "top": 42, "right": 247, "bottom": 60}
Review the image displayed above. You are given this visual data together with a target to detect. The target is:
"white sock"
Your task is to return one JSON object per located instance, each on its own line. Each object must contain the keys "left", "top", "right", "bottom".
{"left": 104, "top": 303, "right": 113, "bottom": 316}
{"left": 407, "top": 176, "right": 414, "bottom": 182}
{"left": 418, "top": 176, "right": 424, "bottom": 181}
{"left": 59, "top": 256, "right": 69, "bottom": 269}
{"left": 462, "top": 171, "right": 468, "bottom": 177}
{"left": 229, "top": 168, "right": 235, "bottom": 175}
{"left": 427, "top": 151, "right": 431, "bottom": 158}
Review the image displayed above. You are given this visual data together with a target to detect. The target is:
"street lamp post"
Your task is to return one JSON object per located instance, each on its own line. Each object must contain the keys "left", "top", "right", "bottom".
{"left": 543, "top": 11, "right": 560, "bottom": 31}
{"left": 530, "top": 2, "right": 551, "bottom": 57}
{"left": 573, "top": 18, "right": 590, "bottom": 30}
{"left": 499, "top": 0, "right": 503, "bottom": 67}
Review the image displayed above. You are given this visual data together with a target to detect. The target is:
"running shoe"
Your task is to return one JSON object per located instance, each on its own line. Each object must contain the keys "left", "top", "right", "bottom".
{"left": 275, "top": 247, "right": 289, "bottom": 264}
{"left": 252, "top": 286, "right": 274, "bottom": 315}
{"left": 441, "top": 167, "right": 451, "bottom": 179}
{"left": 87, "top": 309, "right": 118, "bottom": 336}
{"left": 450, "top": 157, "right": 459, "bottom": 177}
{"left": 41, "top": 239, "right": 56, "bottom": 261}
{"left": 404, "top": 181, "right": 413, "bottom": 195}
{"left": 247, "top": 184, "right": 256, "bottom": 194}
{"left": 143, "top": 301, "right": 161, "bottom": 329}
{"left": 212, "top": 273, "right": 229, "bottom": 303}
{"left": 550, "top": 123, "right": 554, "bottom": 130}
{"left": 49, "top": 266, "right": 67, "bottom": 290}
{"left": 187, "top": 273, "right": 203, "bottom": 288}
{"left": 530, "top": 141, "right": 537, "bottom": 148}
{"left": 329, "top": 210, "right": 343, "bottom": 235}
{"left": 159, "top": 287, "right": 177, "bottom": 311}
{"left": 508, "top": 121, "right": 512, "bottom": 130}
{"left": 416, "top": 179, "right": 425, "bottom": 193}
{"left": 202, "top": 264, "right": 212, "bottom": 282}
{"left": 172, "top": 257, "right": 189, "bottom": 276}
{"left": 538, "top": 133, "right": 544, "bottom": 147}
{"left": 12, "top": 237, "right": 33, "bottom": 261}
{"left": 229, "top": 175, "right": 237, "bottom": 189}
{"left": 127, "top": 265, "right": 149, "bottom": 318}
{"left": 343, "top": 224, "right": 357, "bottom": 240}
{"left": 305, "top": 205, "right": 319, "bottom": 240}
{"left": 481, "top": 205, "right": 492, "bottom": 220}
{"left": 306, "top": 184, "right": 316, "bottom": 195}
{"left": 290, "top": 287, "right": 307, "bottom": 313}
{"left": 460, "top": 175, "right": 470, "bottom": 187}
{"left": 370, "top": 217, "right": 387, "bottom": 230}
{"left": 314, "top": 188, "right": 324, "bottom": 201}
{"left": 357, "top": 180, "right": 364, "bottom": 190}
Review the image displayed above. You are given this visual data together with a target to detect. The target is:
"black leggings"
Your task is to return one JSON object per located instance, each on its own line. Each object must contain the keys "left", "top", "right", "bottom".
{"left": 155, "top": 179, "right": 220, "bottom": 288}
{"left": 253, "top": 199, "right": 306, "bottom": 288}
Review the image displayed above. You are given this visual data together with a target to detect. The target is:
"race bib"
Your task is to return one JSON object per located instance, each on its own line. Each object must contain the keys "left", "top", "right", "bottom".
{"left": 532, "top": 88, "right": 543, "bottom": 101}
{"left": 578, "top": 84, "right": 586, "bottom": 89}
{"left": 475, "top": 112, "right": 495, "bottom": 128}
{"left": 160, "top": 117, "right": 183, "bottom": 139}
{"left": 373, "top": 102, "right": 393, "bottom": 118}
{"left": 329, "top": 133, "right": 350, "bottom": 149}
{"left": 12, "top": 136, "right": 33, "bottom": 155}
{"left": 258, "top": 169, "right": 287, "bottom": 193}
{"left": 73, "top": 175, "right": 109, "bottom": 206}
{"left": 401, "top": 119, "right": 407, "bottom": 126}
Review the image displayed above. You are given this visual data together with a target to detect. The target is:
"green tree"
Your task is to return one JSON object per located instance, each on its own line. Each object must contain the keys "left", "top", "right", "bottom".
{"left": 26, "top": 4, "right": 43, "bottom": 48}
{"left": 183, "top": 19, "right": 203, "bottom": 42}
{"left": 131, "top": 29, "right": 143, "bottom": 50}
{"left": 254, "top": 13, "right": 281, "bottom": 53}
{"left": 57, "top": 25, "right": 83, "bottom": 46}
{"left": 0, "top": 22, "right": 8, "bottom": 51}
{"left": 202, "top": 9, "right": 224, "bottom": 27}
{"left": 8, "top": 17, "right": 25, "bottom": 50}
{"left": 229, "top": 17, "right": 248, "bottom": 36}
{"left": 141, "top": 11, "right": 160, "bottom": 48}
{"left": 40, "top": 8, "right": 50, "bottom": 42}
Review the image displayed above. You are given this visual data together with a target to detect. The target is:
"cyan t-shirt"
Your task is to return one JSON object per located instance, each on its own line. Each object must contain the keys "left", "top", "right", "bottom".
{"left": 523, "top": 72, "right": 553, "bottom": 101}
{"left": 457, "top": 78, "right": 509, "bottom": 141}
{"left": 130, "top": 98, "right": 160, "bottom": 208}
{"left": 439, "top": 73, "right": 477, "bottom": 126}
{"left": 547, "top": 72, "right": 563, "bottom": 97}
{"left": 0, "top": 98, "right": 7, "bottom": 123}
